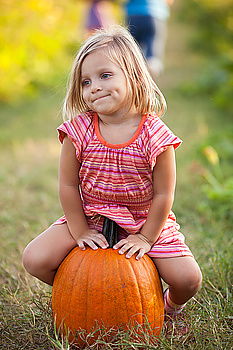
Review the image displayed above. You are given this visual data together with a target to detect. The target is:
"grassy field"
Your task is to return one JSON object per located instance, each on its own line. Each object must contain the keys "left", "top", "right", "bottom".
{"left": 0, "top": 3, "right": 232, "bottom": 350}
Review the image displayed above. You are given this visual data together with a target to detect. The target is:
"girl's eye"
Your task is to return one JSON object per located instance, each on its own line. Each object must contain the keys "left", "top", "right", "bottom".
{"left": 101, "top": 73, "right": 112, "bottom": 79}
{"left": 82, "top": 79, "right": 90, "bottom": 86}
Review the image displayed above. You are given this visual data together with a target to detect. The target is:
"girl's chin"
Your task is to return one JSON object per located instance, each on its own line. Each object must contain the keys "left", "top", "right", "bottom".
{"left": 95, "top": 107, "right": 117, "bottom": 115}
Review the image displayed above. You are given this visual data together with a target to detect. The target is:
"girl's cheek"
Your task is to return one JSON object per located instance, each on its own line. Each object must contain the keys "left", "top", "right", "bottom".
{"left": 82, "top": 93, "right": 88, "bottom": 103}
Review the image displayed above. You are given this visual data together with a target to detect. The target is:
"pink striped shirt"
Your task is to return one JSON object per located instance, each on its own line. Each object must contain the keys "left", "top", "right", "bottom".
{"left": 53, "top": 112, "right": 193, "bottom": 258}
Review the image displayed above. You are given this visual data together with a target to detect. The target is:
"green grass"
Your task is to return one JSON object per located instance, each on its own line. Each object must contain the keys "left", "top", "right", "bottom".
{"left": 0, "top": 4, "right": 232, "bottom": 350}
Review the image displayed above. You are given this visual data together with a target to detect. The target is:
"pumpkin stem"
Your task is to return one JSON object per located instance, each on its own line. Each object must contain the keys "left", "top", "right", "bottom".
{"left": 102, "top": 217, "right": 118, "bottom": 248}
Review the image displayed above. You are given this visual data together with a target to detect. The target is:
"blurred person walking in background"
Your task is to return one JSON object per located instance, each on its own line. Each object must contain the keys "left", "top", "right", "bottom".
{"left": 151, "top": 0, "right": 174, "bottom": 76}
{"left": 125, "top": 0, "right": 174, "bottom": 78}
{"left": 85, "top": 0, "right": 116, "bottom": 36}
{"left": 125, "top": 0, "right": 156, "bottom": 76}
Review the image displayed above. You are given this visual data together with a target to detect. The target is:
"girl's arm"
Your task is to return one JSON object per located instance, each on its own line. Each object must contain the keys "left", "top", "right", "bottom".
{"left": 113, "top": 146, "right": 176, "bottom": 259}
{"left": 59, "top": 136, "right": 108, "bottom": 250}
{"left": 140, "top": 145, "right": 176, "bottom": 245}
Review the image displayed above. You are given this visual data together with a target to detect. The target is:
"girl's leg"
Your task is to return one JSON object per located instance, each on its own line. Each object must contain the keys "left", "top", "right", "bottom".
{"left": 152, "top": 256, "right": 202, "bottom": 308}
{"left": 22, "top": 223, "right": 77, "bottom": 286}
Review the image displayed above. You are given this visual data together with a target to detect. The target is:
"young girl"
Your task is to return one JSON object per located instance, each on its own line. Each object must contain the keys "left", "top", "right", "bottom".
{"left": 23, "top": 25, "right": 202, "bottom": 328}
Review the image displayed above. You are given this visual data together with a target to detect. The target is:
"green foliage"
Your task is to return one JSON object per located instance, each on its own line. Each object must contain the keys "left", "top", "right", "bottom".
{"left": 200, "top": 172, "right": 233, "bottom": 226}
{"left": 181, "top": 0, "right": 233, "bottom": 55}
{"left": 0, "top": 0, "right": 85, "bottom": 102}
{"left": 197, "top": 131, "right": 233, "bottom": 228}
{"left": 180, "top": 0, "right": 233, "bottom": 113}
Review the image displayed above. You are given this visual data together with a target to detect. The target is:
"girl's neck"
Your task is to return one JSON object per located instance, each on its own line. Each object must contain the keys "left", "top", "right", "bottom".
{"left": 97, "top": 106, "right": 140, "bottom": 126}
{"left": 96, "top": 108, "right": 144, "bottom": 146}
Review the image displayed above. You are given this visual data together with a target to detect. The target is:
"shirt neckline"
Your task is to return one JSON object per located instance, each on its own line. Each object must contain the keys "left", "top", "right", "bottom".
{"left": 94, "top": 112, "right": 147, "bottom": 149}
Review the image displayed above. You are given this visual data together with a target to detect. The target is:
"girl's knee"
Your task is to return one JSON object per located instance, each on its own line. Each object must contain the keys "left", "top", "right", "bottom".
{"left": 22, "top": 244, "right": 37, "bottom": 275}
{"left": 176, "top": 264, "right": 202, "bottom": 294}
{"left": 186, "top": 267, "right": 202, "bottom": 292}
{"left": 194, "top": 266, "right": 203, "bottom": 291}
{"left": 22, "top": 243, "right": 51, "bottom": 276}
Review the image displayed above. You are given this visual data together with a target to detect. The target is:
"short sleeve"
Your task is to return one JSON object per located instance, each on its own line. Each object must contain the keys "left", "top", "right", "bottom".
{"left": 57, "top": 113, "right": 94, "bottom": 161}
{"left": 148, "top": 115, "right": 182, "bottom": 168}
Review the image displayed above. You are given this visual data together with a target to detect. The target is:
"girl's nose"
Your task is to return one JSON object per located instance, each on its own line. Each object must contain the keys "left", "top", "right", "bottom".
{"left": 90, "top": 80, "right": 102, "bottom": 93}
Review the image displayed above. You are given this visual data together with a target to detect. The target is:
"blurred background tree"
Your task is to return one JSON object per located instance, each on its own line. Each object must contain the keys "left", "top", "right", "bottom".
{"left": 0, "top": 0, "right": 85, "bottom": 102}
{"left": 0, "top": 0, "right": 123, "bottom": 103}
{"left": 181, "top": 0, "right": 233, "bottom": 114}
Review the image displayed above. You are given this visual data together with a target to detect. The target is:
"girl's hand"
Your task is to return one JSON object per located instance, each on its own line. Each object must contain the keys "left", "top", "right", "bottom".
{"left": 113, "top": 234, "right": 152, "bottom": 260}
{"left": 76, "top": 230, "right": 109, "bottom": 250}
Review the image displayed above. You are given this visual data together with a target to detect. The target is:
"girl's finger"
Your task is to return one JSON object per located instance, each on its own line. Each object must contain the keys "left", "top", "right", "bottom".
{"left": 136, "top": 248, "right": 145, "bottom": 260}
{"left": 91, "top": 236, "right": 108, "bottom": 248}
{"left": 118, "top": 242, "right": 132, "bottom": 255}
{"left": 84, "top": 239, "right": 99, "bottom": 250}
{"left": 77, "top": 241, "right": 86, "bottom": 250}
{"left": 113, "top": 239, "right": 128, "bottom": 249}
{"left": 96, "top": 234, "right": 109, "bottom": 247}
{"left": 125, "top": 246, "right": 140, "bottom": 259}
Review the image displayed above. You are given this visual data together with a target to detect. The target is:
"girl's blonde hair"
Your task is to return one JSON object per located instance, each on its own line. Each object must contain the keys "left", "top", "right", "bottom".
{"left": 63, "top": 25, "right": 166, "bottom": 120}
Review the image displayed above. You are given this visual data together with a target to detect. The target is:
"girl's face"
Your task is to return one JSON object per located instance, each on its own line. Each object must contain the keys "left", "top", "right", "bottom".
{"left": 80, "top": 49, "right": 129, "bottom": 118}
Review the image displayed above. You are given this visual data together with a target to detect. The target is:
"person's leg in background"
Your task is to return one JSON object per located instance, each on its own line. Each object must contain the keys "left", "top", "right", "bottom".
{"left": 126, "top": 15, "right": 156, "bottom": 60}
{"left": 147, "top": 15, "right": 170, "bottom": 78}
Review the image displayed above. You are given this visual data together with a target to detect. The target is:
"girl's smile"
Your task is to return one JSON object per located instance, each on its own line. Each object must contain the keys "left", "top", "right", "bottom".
{"left": 92, "top": 94, "right": 111, "bottom": 103}
{"left": 81, "top": 49, "right": 132, "bottom": 121}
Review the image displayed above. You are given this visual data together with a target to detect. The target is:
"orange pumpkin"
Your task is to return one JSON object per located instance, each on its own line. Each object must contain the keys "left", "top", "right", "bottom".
{"left": 52, "top": 219, "right": 164, "bottom": 346}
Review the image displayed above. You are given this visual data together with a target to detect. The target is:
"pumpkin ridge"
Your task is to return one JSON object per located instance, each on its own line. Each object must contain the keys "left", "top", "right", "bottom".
{"left": 106, "top": 249, "right": 116, "bottom": 324}
{"left": 52, "top": 258, "right": 64, "bottom": 315}
{"left": 140, "top": 257, "right": 157, "bottom": 329}
{"left": 53, "top": 248, "right": 77, "bottom": 299}
{"left": 115, "top": 252, "right": 134, "bottom": 325}
{"left": 141, "top": 257, "right": 164, "bottom": 332}
{"left": 150, "top": 259, "right": 164, "bottom": 330}
{"left": 128, "top": 257, "right": 147, "bottom": 325}
{"left": 86, "top": 248, "right": 106, "bottom": 330}
{"left": 69, "top": 250, "right": 87, "bottom": 332}
{"left": 99, "top": 249, "right": 107, "bottom": 324}
{"left": 125, "top": 256, "right": 144, "bottom": 324}
{"left": 63, "top": 249, "right": 81, "bottom": 334}
{"left": 106, "top": 249, "right": 119, "bottom": 325}
{"left": 53, "top": 248, "right": 82, "bottom": 330}
{"left": 65, "top": 248, "right": 92, "bottom": 334}
{"left": 68, "top": 249, "right": 86, "bottom": 330}
{"left": 83, "top": 248, "right": 99, "bottom": 332}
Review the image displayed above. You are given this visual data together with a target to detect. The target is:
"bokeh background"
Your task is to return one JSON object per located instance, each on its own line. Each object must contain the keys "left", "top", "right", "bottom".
{"left": 0, "top": 1, "right": 232, "bottom": 349}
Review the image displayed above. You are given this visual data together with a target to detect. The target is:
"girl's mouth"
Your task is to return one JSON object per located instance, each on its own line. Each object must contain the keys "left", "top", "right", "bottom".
{"left": 93, "top": 95, "right": 110, "bottom": 103}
